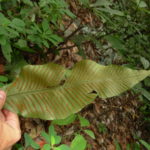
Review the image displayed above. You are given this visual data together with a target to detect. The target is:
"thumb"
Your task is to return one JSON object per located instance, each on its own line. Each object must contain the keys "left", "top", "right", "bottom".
{"left": 0, "top": 90, "right": 6, "bottom": 110}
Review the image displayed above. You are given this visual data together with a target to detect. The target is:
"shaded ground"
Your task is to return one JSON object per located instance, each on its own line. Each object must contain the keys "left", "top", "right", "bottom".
{"left": 0, "top": 1, "right": 150, "bottom": 149}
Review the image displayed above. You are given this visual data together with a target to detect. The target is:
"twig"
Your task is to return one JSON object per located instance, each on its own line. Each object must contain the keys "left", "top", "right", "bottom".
{"left": 57, "top": 44, "right": 76, "bottom": 51}
{"left": 64, "top": 19, "right": 75, "bottom": 33}
{"left": 59, "top": 25, "right": 83, "bottom": 46}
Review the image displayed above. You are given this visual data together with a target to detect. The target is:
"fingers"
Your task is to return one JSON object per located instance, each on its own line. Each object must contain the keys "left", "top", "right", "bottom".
{"left": 0, "top": 90, "right": 6, "bottom": 110}
{"left": 3, "top": 109, "right": 20, "bottom": 130}
{"left": 0, "top": 111, "right": 5, "bottom": 121}
{"left": 3, "top": 109, "right": 21, "bottom": 142}
{"left": 0, "top": 121, "right": 21, "bottom": 150}
{"left": 5, "top": 147, "right": 12, "bottom": 150}
{"left": 0, "top": 90, "right": 20, "bottom": 129}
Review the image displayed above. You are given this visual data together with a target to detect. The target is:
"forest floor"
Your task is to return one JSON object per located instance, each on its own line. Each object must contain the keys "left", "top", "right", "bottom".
{"left": 0, "top": 1, "right": 150, "bottom": 150}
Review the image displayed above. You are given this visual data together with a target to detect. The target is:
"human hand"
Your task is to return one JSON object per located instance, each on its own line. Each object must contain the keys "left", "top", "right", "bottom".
{"left": 0, "top": 91, "right": 21, "bottom": 150}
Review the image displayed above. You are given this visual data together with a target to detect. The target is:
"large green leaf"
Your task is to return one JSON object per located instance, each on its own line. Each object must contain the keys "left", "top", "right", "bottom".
{"left": 4, "top": 60, "right": 150, "bottom": 120}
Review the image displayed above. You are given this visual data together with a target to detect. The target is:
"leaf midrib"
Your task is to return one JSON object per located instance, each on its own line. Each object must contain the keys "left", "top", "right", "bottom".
{"left": 7, "top": 79, "right": 99, "bottom": 98}
{"left": 7, "top": 70, "right": 150, "bottom": 98}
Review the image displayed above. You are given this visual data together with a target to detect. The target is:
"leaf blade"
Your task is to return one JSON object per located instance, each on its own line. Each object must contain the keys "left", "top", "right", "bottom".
{"left": 4, "top": 60, "right": 150, "bottom": 120}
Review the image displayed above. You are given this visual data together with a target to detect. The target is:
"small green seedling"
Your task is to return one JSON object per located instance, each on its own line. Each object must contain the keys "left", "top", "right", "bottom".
{"left": 78, "top": 115, "right": 95, "bottom": 139}
{"left": 98, "top": 123, "right": 108, "bottom": 134}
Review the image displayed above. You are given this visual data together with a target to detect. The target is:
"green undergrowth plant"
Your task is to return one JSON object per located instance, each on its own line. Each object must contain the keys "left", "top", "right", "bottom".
{"left": 28, "top": 125, "right": 87, "bottom": 150}
{"left": 25, "top": 125, "right": 72, "bottom": 150}
{"left": 133, "top": 78, "right": 150, "bottom": 121}
{"left": 40, "top": 115, "right": 93, "bottom": 150}
{"left": 98, "top": 122, "right": 108, "bottom": 134}
{"left": 13, "top": 114, "right": 150, "bottom": 150}
{"left": 13, "top": 115, "right": 94, "bottom": 150}
{"left": 0, "top": 0, "right": 75, "bottom": 62}
{"left": 77, "top": 0, "right": 150, "bottom": 68}
{"left": 52, "top": 114, "right": 95, "bottom": 140}
{"left": 78, "top": 115, "right": 95, "bottom": 139}
{"left": 2, "top": 60, "right": 150, "bottom": 120}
